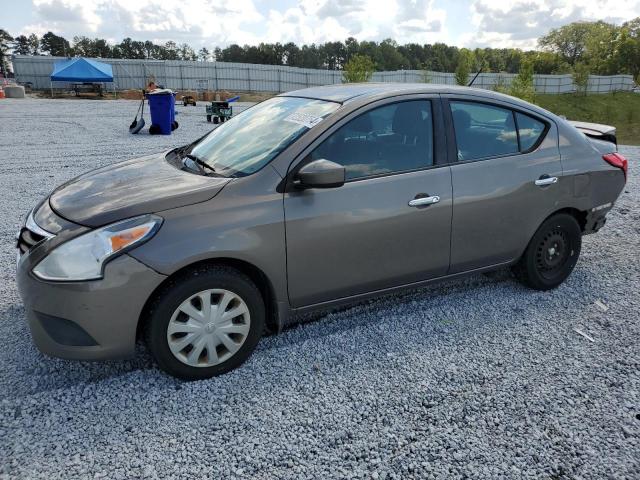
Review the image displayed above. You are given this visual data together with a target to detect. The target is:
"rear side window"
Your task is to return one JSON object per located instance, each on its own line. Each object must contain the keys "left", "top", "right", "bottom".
{"left": 451, "top": 101, "right": 518, "bottom": 161}
{"left": 311, "top": 100, "right": 434, "bottom": 180}
{"left": 516, "top": 112, "right": 546, "bottom": 151}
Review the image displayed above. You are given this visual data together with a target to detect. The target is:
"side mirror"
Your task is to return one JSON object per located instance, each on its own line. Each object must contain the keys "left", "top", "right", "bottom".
{"left": 295, "top": 159, "right": 346, "bottom": 189}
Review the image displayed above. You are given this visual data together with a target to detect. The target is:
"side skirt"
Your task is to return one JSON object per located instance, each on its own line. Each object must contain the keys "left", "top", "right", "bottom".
{"left": 279, "top": 260, "right": 515, "bottom": 327}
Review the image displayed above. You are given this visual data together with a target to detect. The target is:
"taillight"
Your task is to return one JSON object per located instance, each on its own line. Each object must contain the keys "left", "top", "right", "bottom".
{"left": 603, "top": 152, "right": 628, "bottom": 181}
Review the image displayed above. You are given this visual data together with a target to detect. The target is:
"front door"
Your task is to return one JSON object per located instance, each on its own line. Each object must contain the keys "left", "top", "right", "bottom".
{"left": 284, "top": 98, "right": 453, "bottom": 308}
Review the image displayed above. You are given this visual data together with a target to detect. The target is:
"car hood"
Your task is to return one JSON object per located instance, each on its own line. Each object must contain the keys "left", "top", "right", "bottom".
{"left": 49, "top": 151, "right": 231, "bottom": 227}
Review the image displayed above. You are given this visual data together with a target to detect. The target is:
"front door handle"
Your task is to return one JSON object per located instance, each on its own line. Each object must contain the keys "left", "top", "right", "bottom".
{"left": 408, "top": 195, "right": 440, "bottom": 207}
{"left": 535, "top": 176, "right": 558, "bottom": 186}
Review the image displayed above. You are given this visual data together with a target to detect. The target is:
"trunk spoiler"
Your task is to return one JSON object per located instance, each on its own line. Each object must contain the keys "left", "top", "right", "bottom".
{"left": 567, "top": 120, "right": 617, "bottom": 146}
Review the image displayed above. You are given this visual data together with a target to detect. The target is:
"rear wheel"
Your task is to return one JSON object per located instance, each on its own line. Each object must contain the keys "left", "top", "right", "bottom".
{"left": 213, "top": 117, "right": 219, "bottom": 124}
{"left": 145, "top": 266, "right": 265, "bottom": 380}
{"left": 206, "top": 115, "right": 211, "bottom": 122}
{"left": 513, "top": 213, "right": 581, "bottom": 290}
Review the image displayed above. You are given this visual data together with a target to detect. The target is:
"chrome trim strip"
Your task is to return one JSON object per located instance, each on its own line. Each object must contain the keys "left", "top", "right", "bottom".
{"left": 25, "top": 209, "right": 55, "bottom": 239}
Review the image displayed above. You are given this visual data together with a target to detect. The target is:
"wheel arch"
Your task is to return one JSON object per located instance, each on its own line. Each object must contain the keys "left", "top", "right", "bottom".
{"left": 136, "top": 257, "right": 282, "bottom": 342}
{"left": 545, "top": 207, "right": 588, "bottom": 232}
{"left": 515, "top": 206, "right": 588, "bottom": 263}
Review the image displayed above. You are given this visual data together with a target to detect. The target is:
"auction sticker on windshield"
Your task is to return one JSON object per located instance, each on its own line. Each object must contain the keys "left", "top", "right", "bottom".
{"left": 284, "top": 111, "right": 324, "bottom": 129}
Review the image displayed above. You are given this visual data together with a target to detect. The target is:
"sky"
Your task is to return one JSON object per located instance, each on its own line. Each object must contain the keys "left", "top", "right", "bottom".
{"left": 1, "top": 0, "right": 639, "bottom": 51}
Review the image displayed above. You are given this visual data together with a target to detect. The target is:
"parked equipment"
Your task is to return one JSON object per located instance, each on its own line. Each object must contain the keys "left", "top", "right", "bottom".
{"left": 206, "top": 95, "right": 240, "bottom": 124}
{"left": 182, "top": 95, "right": 196, "bottom": 106}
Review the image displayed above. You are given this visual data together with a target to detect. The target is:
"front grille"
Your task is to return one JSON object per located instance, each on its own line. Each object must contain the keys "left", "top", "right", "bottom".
{"left": 17, "top": 226, "right": 47, "bottom": 254}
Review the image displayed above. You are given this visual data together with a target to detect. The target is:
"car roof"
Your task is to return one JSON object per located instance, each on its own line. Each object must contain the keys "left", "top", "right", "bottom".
{"left": 280, "top": 83, "right": 500, "bottom": 103}
{"left": 279, "top": 82, "right": 558, "bottom": 120}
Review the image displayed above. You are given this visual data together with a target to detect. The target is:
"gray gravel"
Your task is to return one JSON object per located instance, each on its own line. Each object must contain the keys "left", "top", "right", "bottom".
{"left": 0, "top": 98, "right": 639, "bottom": 479}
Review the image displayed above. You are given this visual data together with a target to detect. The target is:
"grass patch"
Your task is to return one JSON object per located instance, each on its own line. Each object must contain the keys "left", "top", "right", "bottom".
{"left": 534, "top": 92, "right": 640, "bottom": 145}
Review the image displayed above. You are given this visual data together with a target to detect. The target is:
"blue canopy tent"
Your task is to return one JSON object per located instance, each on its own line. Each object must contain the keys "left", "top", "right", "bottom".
{"left": 50, "top": 57, "right": 115, "bottom": 97}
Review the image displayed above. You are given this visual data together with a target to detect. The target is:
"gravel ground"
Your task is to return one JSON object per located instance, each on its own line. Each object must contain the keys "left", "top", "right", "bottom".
{"left": 0, "top": 98, "right": 638, "bottom": 479}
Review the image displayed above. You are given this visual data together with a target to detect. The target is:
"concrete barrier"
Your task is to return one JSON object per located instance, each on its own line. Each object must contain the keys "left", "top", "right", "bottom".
{"left": 4, "top": 85, "right": 25, "bottom": 98}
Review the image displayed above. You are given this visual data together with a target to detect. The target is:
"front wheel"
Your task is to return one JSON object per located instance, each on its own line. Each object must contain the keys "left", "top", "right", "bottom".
{"left": 145, "top": 266, "right": 265, "bottom": 380}
{"left": 513, "top": 213, "right": 582, "bottom": 290}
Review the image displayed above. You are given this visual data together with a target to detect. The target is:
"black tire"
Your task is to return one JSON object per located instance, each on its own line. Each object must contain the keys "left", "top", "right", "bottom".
{"left": 171, "top": 121, "right": 179, "bottom": 131}
{"left": 206, "top": 115, "right": 211, "bottom": 122}
{"left": 183, "top": 101, "right": 187, "bottom": 106}
{"left": 213, "top": 116, "right": 219, "bottom": 124}
{"left": 513, "top": 213, "right": 582, "bottom": 290}
{"left": 145, "top": 266, "right": 265, "bottom": 380}
{"left": 149, "top": 124, "right": 160, "bottom": 135}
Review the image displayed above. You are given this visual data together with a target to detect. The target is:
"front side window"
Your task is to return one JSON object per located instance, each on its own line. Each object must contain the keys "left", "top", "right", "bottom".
{"left": 451, "top": 101, "right": 518, "bottom": 161}
{"left": 191, "top": 96, "right": 338, "bottom": 177}
{"left": 310, "top": 100, "right": 434, "bottom": 180}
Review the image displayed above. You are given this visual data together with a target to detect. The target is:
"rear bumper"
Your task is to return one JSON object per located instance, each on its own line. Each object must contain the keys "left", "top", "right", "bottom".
{"left": 17, "top": 253, "right": 166, "bottom": 361}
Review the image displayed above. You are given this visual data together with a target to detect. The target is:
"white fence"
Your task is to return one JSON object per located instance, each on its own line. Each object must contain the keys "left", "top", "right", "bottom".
{"left": 12, "top": 55, "right": 636, "bottom": 94}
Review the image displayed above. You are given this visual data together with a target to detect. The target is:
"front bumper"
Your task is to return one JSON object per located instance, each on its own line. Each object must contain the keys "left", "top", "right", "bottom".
{"left": 17, "top": 252, "right": 166, "bottom": 360}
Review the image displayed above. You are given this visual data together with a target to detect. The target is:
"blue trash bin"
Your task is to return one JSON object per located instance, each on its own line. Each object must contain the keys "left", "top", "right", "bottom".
{"left": 147, "top": 91, "right": 176, "bottom": 135}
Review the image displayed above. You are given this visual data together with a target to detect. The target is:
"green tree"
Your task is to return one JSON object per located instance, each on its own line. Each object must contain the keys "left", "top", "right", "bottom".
{"left": 12, "top": 35, "right": 31, "bottom": 55}
{"left": 455, "top": 49, "right": 472, "bottom": 86}
{"left": 538, "top": 20, "right": 625, "bottom": 74}
{"left": 0, "top": 29, "right": 13, "bottom": 75}
{"left": 613, "top": 23, "right": 640, "bottom": 77}
{"left": 40, "top": 31, "right": 71, "bottom": 56}
{"left": 198, "top": 47, "right": 210, "bottom": 62}
{"left": 179, "top": 43, "right": 196, "bottom": 61}
{"left": 509, "top": 58, "right": 535, "bottom": 102}
{"left": 492, "top": 73, "right": 509, "bottom": 94}
{"left": 572, "top": 62, "right": 590, "bottom": 96}
{"left": 342, "top": 54, "right": 375, "bottom": 83}
{"left": 538, "top": 22, "right": 594, "bottom": 65}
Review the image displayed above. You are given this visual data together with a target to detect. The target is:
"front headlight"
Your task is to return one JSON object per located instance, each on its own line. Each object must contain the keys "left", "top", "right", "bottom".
{"left": 32, "top": 215, "right": 162, "bottom": 281}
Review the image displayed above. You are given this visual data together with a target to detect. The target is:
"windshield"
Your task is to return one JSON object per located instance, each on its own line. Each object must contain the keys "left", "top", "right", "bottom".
{"left": 190, "top": 96, "right": 339, "bottom": 177}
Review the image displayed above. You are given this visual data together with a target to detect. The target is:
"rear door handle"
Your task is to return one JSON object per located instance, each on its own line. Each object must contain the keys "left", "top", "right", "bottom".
{"left": 535, "top": 176, "right": 558, "bottom": 186}
{"left": 408, "top": 195, "right": 440, "bottom": 207}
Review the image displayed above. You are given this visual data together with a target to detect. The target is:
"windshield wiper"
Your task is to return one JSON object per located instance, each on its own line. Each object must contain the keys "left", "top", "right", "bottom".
{"left": 184, "top": 153, "right": 216, "bottom": 175}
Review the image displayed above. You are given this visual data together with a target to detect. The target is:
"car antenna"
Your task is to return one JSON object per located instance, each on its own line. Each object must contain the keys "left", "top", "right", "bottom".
{"left": 467, "top": 67, "right": 484, "bottom": 87}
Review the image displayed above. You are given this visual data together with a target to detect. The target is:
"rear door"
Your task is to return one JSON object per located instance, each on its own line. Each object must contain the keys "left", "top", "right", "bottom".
{"left": 444, "top": 96, "right": 563, "bottom": 273}
{"left": 284, "top": 96, "right": 453, "bottom": 308}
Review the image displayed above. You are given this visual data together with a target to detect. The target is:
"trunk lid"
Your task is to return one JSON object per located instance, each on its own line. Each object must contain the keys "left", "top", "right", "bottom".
{"left": 567, "top": 120, "right": 617, "bottom": 149}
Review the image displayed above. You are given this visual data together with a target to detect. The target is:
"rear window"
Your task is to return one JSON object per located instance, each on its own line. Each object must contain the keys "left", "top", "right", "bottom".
{"left": 451, "top": 101, "right": 518, "bottom": 161}
{"left": 516, "top": 112, "right": 546, "bottom": 151}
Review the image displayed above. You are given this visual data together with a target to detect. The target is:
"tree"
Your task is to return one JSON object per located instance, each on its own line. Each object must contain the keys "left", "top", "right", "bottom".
{"left": 538, "top": 20, "right": 623, "bottom": 74}
{"left": 72, "top": 36, "right": 94, "bottom": 57}
{"left": 612, "top": 23, "right": 640, "bottom": 77}
{"left": 377, "top": 38, "right": 408, "bottom": 70}
{"left": 179, "top": 43, "right": 196, "bottom": 61}
{"left": 572, "top": 62, "right": 590, "bottom": 96}
{"left": 342, "top": 54, "right": 375, "bottom": 83}
{"left": 0, "top": 29, "right": 13, "bottom": 75}
{"left": 40, "top": 31, "right": 71, "bottom": 56}
{"left": 12, "top": 35, "right": 32, "bottom": 55}
{"left": 198, "top": 47, "right": 210, "bottom": 62}
{"left": 92, "top": 38, "right": 111, "bottom": 58}
{"left": 509, "top": 58, "right": 535, "bottom": 102}
{"left": 27, "top": 34, "right": 39, "bottom": 55}
{"left": 539, "top": 22, "right": 594, "bottom": 65}
{"left": 455, "top": 49, "right": 472, "bottom": 86}
{"left": 492, "top": 73, "right": 509, "bottom": 94}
